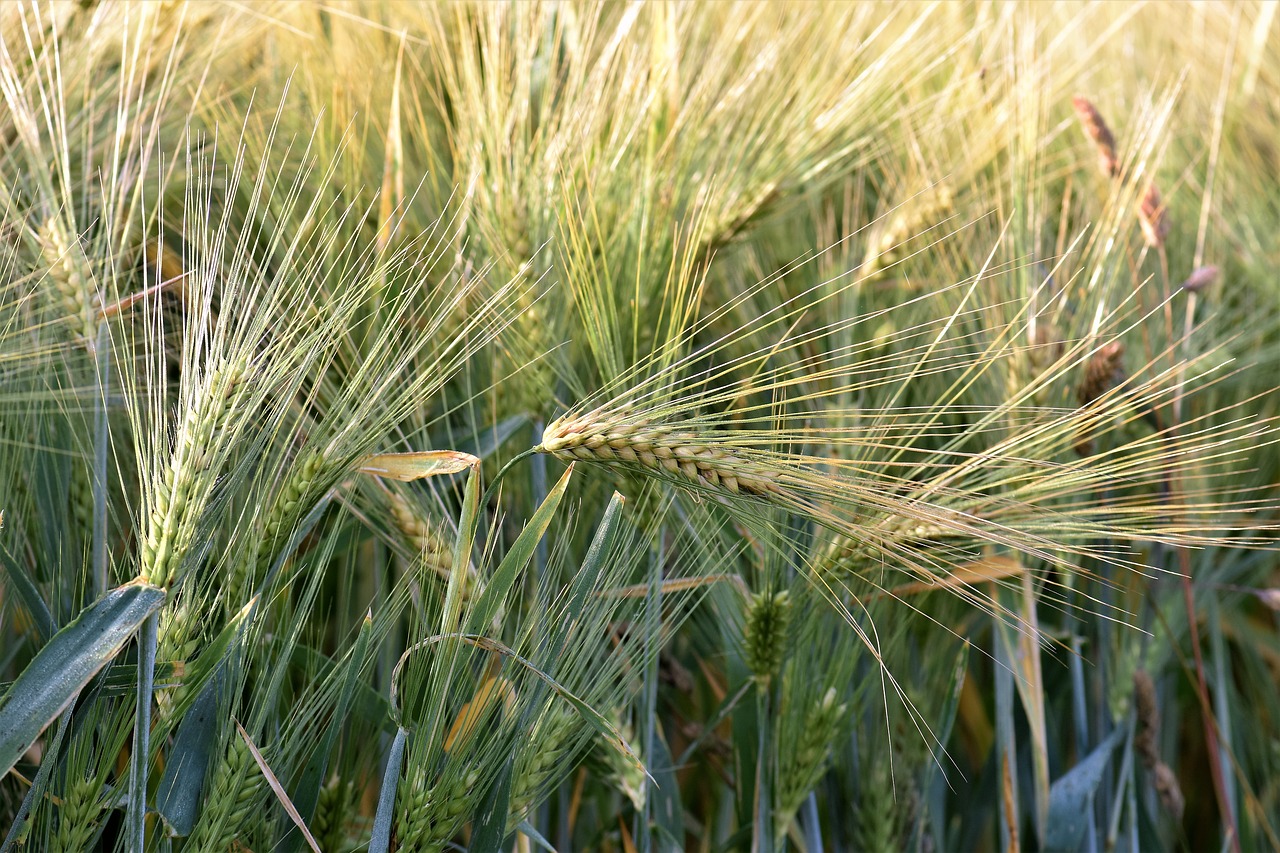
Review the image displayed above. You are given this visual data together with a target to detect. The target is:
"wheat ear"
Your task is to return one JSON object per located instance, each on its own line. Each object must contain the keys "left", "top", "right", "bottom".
{"left": 539, "top": 408, "right": 781, "bottom": 497}
{"left": 140, "top": 359, "right": 249, "bottom": 588}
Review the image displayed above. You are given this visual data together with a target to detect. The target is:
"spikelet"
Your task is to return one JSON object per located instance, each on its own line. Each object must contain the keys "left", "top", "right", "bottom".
{"left": 859, "top": 185, "right": 953, "bottom": 282}
{"left": 1074, "top": 341, "right": 1127, "bottom": 456}
{"left": 155, "top": 599, "right": 201, "bottom": 719}
{"left": 263, "top": 450, "right": 328, "bottom": 550}
{"left": 776, "top": 688, "right": 848, "bottom": 832}
{"left": 509, "top": 706, "right": 577, "bottom": 823}
{"left": 1006, "top": 317, "right": 1065, "bottom": 408}
{"left": 539, "top": 409, "right": 781, "bottom": 497}
{"left": 51, "top": 776, "right": 100, "bottom": 853}
{"left": 1071, "top": 95, "right": 1120, "bottom": 177}
{"left": 1079, "top": 341, "right": 1127, "bottom": 407}
{"left": 1181, "top": 264, "right": 1219, "bottom": 294}
{"left": 229, "top": 449, "right": 328, "bottom": 604}
{"left": 816, "top": 512, "right": 963, "bottom": 581}
{"left": 853, "top": 764, "right": 901, "bottom": 853}
{"left": 312, "top": 776, "right": 353, "bottom": 853}
{"left": 1137, "top": 182, "right": 1170, "bottom": 249}
{"left": 37, "top": 217, "right": 98, "bottom": 342}
{"left": 140, "top": 359, "right": 249, "bottom": 588}
{"left": 187, "top": 735, "right": 262, "bottom": 851}
{"left": 599, "top": 711, "right": 646, "bottom": 811}
{"left": 743, "top": 590, "right": 791, "bottom": 684}
{"left": 396, "top": 767, "right": 478, "bottom": 852}
{"left": 388, "top": 490, "right": 469, "bottom": 593}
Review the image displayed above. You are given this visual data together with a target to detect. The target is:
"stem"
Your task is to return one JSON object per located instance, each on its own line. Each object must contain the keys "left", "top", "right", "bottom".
{"left": 92, "top": 321, "right": 110, "bottom": 597}
{"left": 481, "top": 447, "right": 537, "bottom": 511}
{"left": 129, "top": 611, "right": 158, "bottom": 851}
{"left": 1158, "top": 244, "right": 1237, "bottom": 851}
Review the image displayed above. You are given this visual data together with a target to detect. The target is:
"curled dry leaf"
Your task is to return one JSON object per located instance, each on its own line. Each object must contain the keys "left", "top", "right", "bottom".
{"left": 357, "top": 450, "right": 480, "bottom": 481}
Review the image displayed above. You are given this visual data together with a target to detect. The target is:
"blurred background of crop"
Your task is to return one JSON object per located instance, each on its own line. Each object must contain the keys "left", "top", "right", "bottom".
{"left": 1, "top": 2, "right": 1279, "bottom": 851}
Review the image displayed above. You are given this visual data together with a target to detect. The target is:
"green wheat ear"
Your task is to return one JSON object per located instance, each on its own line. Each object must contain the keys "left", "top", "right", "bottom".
{"left": 743, "top": 590, "right": 791, "bottom": 685}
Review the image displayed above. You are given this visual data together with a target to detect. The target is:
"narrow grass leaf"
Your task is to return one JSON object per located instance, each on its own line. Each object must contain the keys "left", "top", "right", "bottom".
{"left": 0, "top": 545, "right": 54, "bottom": 643}
{"left": 293, "top": 609, "right": 374, "bottom": 828}
{"left": 877, "top": 557, "right": 1025, "bottom": 600}
{"left": 155, "top": 668, "right": 225, "bottom": 837}
{"left": 234, "top": 720, "right": 321, "bottom": 853}
{"left": 0, "top": 580, "right": 165, "bottom": 776}
{"left": 465, "top": 464, "right": 573, "bottom": 635}
{"left": 357, "top": 450, "right": 480, "bottom": 481}
{"left": 0, "top": 705, "right": 73, "bottom": 851}
{"left": 537, "top": 491, "right": 625, "bottom": 677}
{"left": 648, "top": 729, "right": 685, "bottom": 850}
{"left": 127, "top": 611, "right": 159, "bottom": 850}
{"left": 471, "top": 755, "right": 515, "bottom": 853}
{"left": 1045, "top": 724, "right": 1126, "bottom": 852}
{"left": 369, "top": 726, "right": 407, "bottom": 853}
{"left": 1016, "top": 573, "right": 1050, "bottom": 846}
{"left": 517, "top": 820, "right": 559, "bottom": 853}
{"left": 442, "top": 462, "right": 482, "bottom": 638}
{"left": 92, "top": 320, "right": 110, "bottom": 596}
{"left": 921, "top": 641, "right": 969, "bottom": 849}
{"left": 287, "top": 640, "right": 394, "bottom": 733}
{"left": 443, "top": 675, "right": 515, "bottom": 752}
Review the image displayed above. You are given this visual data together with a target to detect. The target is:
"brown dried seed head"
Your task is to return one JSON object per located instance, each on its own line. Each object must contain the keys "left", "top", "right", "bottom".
{"left": 1079, "top": 341, "right": 1126, "bottom": 407}
{"left": 1138, "top": 183, "right": 1170, "bottom": 248}
{"left": 1072, "top": 95, "right": 1120, "bottom": 177}
{"left": 1152, "top": 762, "right": 1185, "bottom": 820}
{"left": 1133, "top": 668, "right": 1160, "bottom": 764}
{"left": 1180, "top": 265, "right": 1219, "bottom": 293}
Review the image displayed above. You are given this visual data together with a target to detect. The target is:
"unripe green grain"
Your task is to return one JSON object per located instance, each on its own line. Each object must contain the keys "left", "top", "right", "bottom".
{"left": 51, "top": 776, "right": 100, "bottom": 853}
{"left": 140, "top": 359, "right": 249, "bottom": 588}
{"left": 388, "top": 490, "right": 465, "bottom": 592}
{"left": 776, "top": 687, "right": 847, "bottom": 827}
{"left": 396, "top": 767, "right": 478, "bottom": 852}
{"left": 313, "top": 776, "right": 353, "bottom": 853}
{"left": 743, "top": 590, "right": 791, "bottom": 684}
{"left": 187, "top": 735, "right": 262, "bottom": 851}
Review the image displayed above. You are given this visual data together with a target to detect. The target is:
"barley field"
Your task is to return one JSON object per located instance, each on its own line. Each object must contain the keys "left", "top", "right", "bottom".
{"left": 2, "top": 2, "right": 1279, "bottom": 851}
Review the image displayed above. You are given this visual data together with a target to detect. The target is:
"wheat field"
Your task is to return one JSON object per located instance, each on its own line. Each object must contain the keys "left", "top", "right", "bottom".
{"left": 2, "top": 2, "right": 1279, "bottom": 851}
